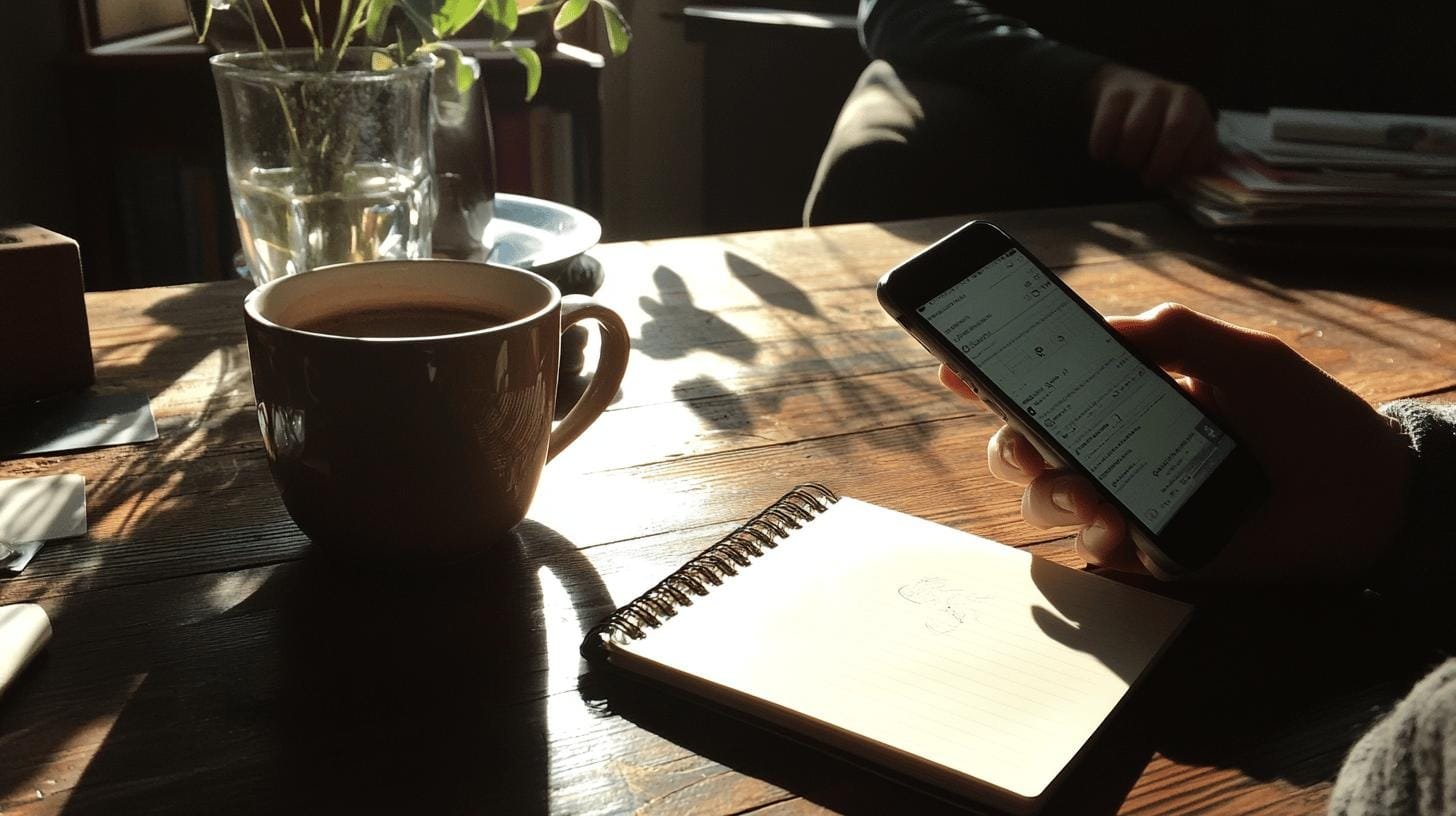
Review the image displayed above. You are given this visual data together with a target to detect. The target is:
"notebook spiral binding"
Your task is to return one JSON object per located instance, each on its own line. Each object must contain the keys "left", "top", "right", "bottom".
{"left": 583, "top": 484, "right": 839, "bottom": 657}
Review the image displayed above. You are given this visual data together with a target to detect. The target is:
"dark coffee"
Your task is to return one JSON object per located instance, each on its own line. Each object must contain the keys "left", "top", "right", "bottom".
{"left": 298, "top": 304, "right": 512, "bottom": 338}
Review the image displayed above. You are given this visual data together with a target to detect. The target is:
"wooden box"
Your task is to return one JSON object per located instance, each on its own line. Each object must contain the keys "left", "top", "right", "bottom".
{"left": 0, "top": 225, "right": 96, "bottom": 406}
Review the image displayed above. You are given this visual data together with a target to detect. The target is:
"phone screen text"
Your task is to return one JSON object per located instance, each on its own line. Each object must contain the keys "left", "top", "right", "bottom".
{"left": 919, "top": 249, "right": 1235, "bottom": 534}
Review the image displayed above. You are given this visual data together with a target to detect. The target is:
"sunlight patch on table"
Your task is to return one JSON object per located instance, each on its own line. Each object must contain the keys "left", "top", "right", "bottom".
{"left": 0, "top": 672, "right": 149, "bottom": 812}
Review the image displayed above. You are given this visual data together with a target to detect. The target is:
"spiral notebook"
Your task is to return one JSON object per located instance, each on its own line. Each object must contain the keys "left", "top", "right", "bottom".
{"left": 583, "top": 485, "right": 1192, "bottom": 813}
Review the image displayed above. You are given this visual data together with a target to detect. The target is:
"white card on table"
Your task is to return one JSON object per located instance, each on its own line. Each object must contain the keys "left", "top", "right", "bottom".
{"left": 0, "top": 475, "right": 87, "bottom": 572}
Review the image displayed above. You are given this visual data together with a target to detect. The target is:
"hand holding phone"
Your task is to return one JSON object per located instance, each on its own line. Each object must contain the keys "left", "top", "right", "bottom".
{"left": 879, "top": 222, "right": 1412, "bottom": 581}
{"left": 959, "top": 304, "right": 1417, "bottom": 584}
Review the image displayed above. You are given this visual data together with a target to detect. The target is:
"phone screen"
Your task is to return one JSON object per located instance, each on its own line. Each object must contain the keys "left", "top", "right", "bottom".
{"left": 917, "top": 248, "right": 1235, "bottom": 534}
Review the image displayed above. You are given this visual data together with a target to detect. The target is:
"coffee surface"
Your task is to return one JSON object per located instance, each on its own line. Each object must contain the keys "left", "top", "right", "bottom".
{"left": 298, "top": 304, "right": 511, "bottom": 337}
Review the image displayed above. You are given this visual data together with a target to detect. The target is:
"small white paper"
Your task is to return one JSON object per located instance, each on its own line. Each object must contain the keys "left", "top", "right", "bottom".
{"left": 0, "top": 474, "right": 86, "bottom": 545}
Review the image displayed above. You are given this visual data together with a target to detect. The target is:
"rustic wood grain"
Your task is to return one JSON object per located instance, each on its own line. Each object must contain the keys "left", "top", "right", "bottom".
{"left": 1, "top": 203, "right": 1451, "bottom": 814}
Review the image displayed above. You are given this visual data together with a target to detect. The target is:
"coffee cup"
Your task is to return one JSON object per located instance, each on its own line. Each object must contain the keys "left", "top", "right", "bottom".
{"left": 242, "top": 259, "right": 629, "bottom": 558}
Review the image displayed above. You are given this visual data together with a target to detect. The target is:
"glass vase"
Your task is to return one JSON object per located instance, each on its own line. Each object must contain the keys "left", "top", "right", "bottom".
{"left": 431, "top": 55, "right": 498, "bottom": 261}
{"left": 211, "top": 49, "right": 437, "bottom": 286}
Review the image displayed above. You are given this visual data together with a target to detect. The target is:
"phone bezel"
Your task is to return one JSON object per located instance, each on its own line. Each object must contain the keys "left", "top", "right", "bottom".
{"left": 876, "top": 221, "right": 1266, "bottom": 574}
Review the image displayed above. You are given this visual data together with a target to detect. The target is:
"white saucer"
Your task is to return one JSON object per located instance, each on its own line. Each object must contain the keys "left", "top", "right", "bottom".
{"left": 484, "top": 193, "right": 602, "bottom": 273}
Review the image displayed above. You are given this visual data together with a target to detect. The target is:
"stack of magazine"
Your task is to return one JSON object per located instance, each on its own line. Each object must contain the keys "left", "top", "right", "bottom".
{"left": 1175, "top": 109, "right": 1456, "bottom": 231}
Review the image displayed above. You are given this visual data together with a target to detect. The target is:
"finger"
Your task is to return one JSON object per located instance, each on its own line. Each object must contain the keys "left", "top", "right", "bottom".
{"left": 1088, "top": 88, "right": 1134, "bottom": 162}
{"left": 938, "top": 364, "right": 979, "bottom": 402}
{"left": 1135, "top": 548, "right": 1180, "bottom": 581}
{"left": 1073, "top": 503, "right": 1144, "bottom": 572}
{"left": 1021, "top": 472, "right": 1101, "bottom": 529}
{"left": 1115, "top": 85, "right": 1171, "bottom": 173}
{"left": 1140, "top": 89, "right": 1210, "bottom": 186}
{"left": 1180, "top": 373, "right": 1225, "bottom": 415}
{"left": 987, "top": 425, "right": 1047, "bottom": 485}
{"left": 1106, "top": 303, "right": 1299, "bottom": 388}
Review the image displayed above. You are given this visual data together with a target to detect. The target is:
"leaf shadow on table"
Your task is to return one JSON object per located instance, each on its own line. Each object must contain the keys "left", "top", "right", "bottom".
{"left": 635, "top": 265, "right": 760, "bottom": 362}
{"left": 0, "top": 284, "right": 271, "bottom": 810}
{"left": 646, "top": 254, "right": 945, "bottom": 455}
{"left": 1031, "top": 205, "right": 1456, "bottom": 360}
{"left": 46, "top": 520, "right": 614, "bottom": 815}
{"left": 724, "top": 251, "right": 822, "bottom": 319}
{"left": 671, "top": 366, "right": 944, "bottom": 455}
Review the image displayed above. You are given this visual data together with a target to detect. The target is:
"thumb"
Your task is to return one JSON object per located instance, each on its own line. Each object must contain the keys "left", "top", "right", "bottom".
{"left": 1107, "top": 303, "right": 1296, "bottom": 388}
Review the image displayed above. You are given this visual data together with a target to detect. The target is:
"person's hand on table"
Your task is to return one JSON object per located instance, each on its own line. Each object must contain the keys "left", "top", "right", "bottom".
{"left": 942, "top": 303, "right": 1414, "bottom": 583}
{"left": 1086, "top": 64, "right": 1219, "bottom": 188}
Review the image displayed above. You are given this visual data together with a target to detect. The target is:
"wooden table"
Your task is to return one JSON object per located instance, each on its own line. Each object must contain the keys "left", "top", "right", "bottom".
{"left": 3, "top": 203, "right": 1454, "bottom": 814}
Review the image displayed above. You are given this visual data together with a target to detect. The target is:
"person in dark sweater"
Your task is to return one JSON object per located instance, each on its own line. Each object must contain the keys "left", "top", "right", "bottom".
{"left": 805, "top": 0, "right": 1456, "bottom": 226}
{"left": 943, "top": 302, "right": 1456, "bottom": 815}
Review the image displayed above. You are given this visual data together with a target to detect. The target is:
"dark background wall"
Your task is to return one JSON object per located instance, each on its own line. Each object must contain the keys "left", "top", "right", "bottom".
{"left": 1, "top": 4, "right": 80, "bottom": 237}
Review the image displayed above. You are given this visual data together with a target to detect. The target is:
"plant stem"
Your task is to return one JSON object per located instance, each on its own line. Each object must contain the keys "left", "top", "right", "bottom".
{"left": 330, "top": 0, "right": 352, "bottom": 57}
{"left": 332, "top": 0, "right": 372, "bottom": 70}
{"left": 237, "top": 2, "right": 272, "bottom": 59}
{"left": 298, "top": 5, "right": 323, "bottom": 61}
{"left": 257, "top": 0, "right": 287, "bottom": 48}
{"left": 271, "top": 86, "right": 304, "bottom": 159}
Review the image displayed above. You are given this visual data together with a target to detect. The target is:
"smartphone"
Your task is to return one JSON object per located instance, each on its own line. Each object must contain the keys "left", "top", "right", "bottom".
{"left": 877, "top": 221, "right": 1266, "bottom": 575}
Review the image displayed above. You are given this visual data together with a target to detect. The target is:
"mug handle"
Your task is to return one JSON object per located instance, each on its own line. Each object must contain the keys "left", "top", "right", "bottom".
{"left": 548, "top": 295, "right": 631, "bottom": 461}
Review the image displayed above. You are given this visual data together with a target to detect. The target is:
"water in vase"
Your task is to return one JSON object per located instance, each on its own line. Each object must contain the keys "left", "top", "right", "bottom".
{"left": 233, "top": 161, "right": 435, "bottom": 285}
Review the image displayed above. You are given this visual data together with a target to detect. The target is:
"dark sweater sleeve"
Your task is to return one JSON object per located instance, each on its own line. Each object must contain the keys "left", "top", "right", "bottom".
{"left": 1330, "top": 403, "right": 1456, "bottom": 814}
{"left": 1372, "top": 400, "right": 1456, "bottom": 600}
{"left": 858, "top": 0, "right": 1109, "bottom": 134}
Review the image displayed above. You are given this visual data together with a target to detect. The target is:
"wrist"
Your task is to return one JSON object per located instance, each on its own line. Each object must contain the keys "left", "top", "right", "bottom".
{"left": 1366, "top": 401, "right": 1456, "bottom": 598}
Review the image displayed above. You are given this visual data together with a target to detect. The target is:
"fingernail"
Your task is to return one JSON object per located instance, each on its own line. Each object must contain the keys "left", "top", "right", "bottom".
{"left": 1000, "top": 435, "right": 1018, "bottom": 469}
{"left": 1051, "top": 482, "right": 1076, "bottom": 514}
{"left": 1089, "top": 516, "right": 1108, "bottom": 535}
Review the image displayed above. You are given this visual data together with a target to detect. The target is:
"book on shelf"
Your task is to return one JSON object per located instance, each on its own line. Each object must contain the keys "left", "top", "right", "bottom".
{"left": 583, "top": 484, "right": 1190, "bottom": 813}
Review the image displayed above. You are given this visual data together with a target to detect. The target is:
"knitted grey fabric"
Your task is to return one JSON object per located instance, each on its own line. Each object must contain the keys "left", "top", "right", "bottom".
{"left": 1372, "top": 401, "right": 1456, "bottom": 601}
{"left": 1330, "top": 401, "right": 1456, "bottom": 815}
{"left": 1331, "top": 659, "right": 1456, "bottom": 815}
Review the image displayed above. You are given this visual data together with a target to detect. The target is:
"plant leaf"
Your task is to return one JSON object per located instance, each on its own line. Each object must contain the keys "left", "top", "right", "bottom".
{"left": 594, "top": 0, "right": 631, "bottom": 56}
{"left": 364, "top": 0, "right": 396, "bottom": 41}
{"left": 457, "top": 52, "right": 478, "bottom": 92}
{"left": 394, "top": 0, "right": 438, "bottom": 40}
{"left": 431, "top": 0, "right": 484, "bottom": 37}
{"left": 553, "top": 0, "right": 590, "bottom": 31}
{"left": 418, "top": 41, "right": 476, "bottom": 94}
{"left": 512, "top": 47, "right": 541, "bottom": 101}
{"left": 196, "top": 2, "right": 214, "bottom": 43}
{"left": 479, "top": 0, "right": 518, "bottom": 43}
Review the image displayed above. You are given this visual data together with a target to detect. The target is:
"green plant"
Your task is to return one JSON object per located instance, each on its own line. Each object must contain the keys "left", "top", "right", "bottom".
{"left": 196, "top": 0, "right": 631, "bottom": 100}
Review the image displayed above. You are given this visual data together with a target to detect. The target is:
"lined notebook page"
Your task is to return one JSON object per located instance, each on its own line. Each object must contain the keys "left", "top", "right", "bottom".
{"left": 617, "top": 498, "right": 1190, "bottom": 801}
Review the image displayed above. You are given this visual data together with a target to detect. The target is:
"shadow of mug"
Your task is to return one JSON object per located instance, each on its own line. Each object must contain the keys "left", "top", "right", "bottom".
{"left": 265, "top": 520, "right": 616, "bottom": 812}
{"left": 243, "top": 260, "right": 630, "bottom": 560}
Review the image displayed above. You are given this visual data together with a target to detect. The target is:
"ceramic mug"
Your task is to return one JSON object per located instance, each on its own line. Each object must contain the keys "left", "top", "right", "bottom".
{"left": 243, "top": 260, "right": 629, "bottom": 559}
